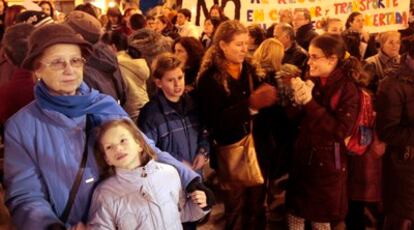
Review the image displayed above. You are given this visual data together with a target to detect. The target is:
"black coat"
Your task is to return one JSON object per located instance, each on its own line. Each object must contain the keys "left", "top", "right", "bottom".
{"left": 376, "top": 55, "right": 414, "bottom": 221}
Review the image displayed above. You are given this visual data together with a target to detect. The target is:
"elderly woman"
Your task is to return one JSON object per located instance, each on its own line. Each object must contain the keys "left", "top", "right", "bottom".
{"left": 197, "top": 20, "right": 278, "bottom": 230}
{"left": 364, "top": 31, "right": 401, "bottom": 93}
{"left": 376, "top": 38, "right": 414, "bottom": 230}
{"left": 3, "top": 24, "right": 201, "bottom": 229}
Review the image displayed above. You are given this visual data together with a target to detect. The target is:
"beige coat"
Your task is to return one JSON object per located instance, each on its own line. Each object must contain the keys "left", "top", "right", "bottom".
{"left": 117, "top": 51, "right": 150, "bottom": 121}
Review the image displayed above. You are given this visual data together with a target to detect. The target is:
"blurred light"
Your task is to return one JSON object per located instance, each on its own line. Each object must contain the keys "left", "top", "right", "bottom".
{"left": 108, "top": 1, "right": 116, "bottom": 8}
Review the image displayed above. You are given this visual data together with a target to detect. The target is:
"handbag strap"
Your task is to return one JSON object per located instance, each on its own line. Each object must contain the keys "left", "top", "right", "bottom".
{"left": 60, "top": 115, "right": 92, "bottom": 223}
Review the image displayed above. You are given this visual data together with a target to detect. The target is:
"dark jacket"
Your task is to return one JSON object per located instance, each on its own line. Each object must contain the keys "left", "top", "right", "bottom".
{"left": 295, "top": 23, "right": 318, "bottom": 51}
{"left": 286, "top": 67, "right": 360, "bottom": 222}
{"left": 84, "top": 42, "right": 126, "bottom": 106}
{"left": 364, "top": 51, "right": 400, "bottom": 93}
{"left": 282, "top": 42, "right": 308, "bottom": 76}
{"left": 0, "top": 68, "right": 34, "bottom": 131}
{"left": 138, "top": 92, "right": 209, "bottom": 167}
{"left": 196, "top": 62, "right": 263, "bottom": 170}
{"left": 376, "top": 54, "right": 414, "bottom": 221}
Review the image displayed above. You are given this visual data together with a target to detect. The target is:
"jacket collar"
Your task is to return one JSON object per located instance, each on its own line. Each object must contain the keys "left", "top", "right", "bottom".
{"left": 115, "top": 159, "right": 158, "bottom": 182}
{"left": 378, "top": 50, "right": 400, "bottom": 66}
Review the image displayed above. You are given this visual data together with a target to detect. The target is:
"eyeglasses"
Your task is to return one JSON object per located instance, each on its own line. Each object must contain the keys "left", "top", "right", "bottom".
{"left": 308, "top": 55, "right": 327, "bottom": 62}
{"left": 41, "top": 57, "right": 86, "bottom": 71}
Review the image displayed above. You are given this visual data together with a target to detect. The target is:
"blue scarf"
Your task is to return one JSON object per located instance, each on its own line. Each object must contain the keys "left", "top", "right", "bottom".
{"left": 35, "top": 81, "right": 127, "bottom": 128}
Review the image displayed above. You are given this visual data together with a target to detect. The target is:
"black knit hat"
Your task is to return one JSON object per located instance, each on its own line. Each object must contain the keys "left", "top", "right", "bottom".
{"left": 15, "top": 10, "right": 54, "bottom": 27}
{"left": 21, "top": 23, "right": 92, "bottom": 70}
{"left": 64, "top": 10, "right": 102, "bottom": 44}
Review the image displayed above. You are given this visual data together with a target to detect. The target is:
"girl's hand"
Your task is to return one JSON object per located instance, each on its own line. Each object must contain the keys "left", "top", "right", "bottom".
{"left": 190, "top": 190, "right": 207, "bottom": 208}
{"left": 249, "top": 83, "right": 278, "bottom": 110}
{"left": 192, "top": 153, "right": 208, "bottom": 170}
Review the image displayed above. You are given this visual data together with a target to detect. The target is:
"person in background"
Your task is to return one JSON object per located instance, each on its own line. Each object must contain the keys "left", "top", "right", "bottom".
{"left": 129, "top": 13, "right": 147, "bottom": 32}
{"left": 344, "top": 12, "right": 377, "bottom": 60}
{"left": 103, "top": 30, "right": 150, "bottom": 122}
{"left": 38, "top": 1, "right": 54, "bottom": 20}
{"left": 197, "top": 20, "right": 278, "bottom": 230}
{"left": 273, "top": 23, "right": 308, "bottom": 75}
{"left": 145, "top": 15, "right": 157, "bottom": 30}
{"left": 176, "top": 8, "right": 199, "bottom": 39}
{"left": 88, "top": 119, "right": 211, "bottom": 229}
{"left": 154, "top": 15, "right": 179, "bottom": 40}
{"left": 4, "top": 23, "right": 204, "bottom": 229}
{"left": 123, "top": 7, "right": 139, "bottom": 35}
{"left": 209, "top": 4, "right": 229, "bottom": 21}
{"left": 376, "top": 36, "right": 414, "bottom": 230}
{"left": 74, "top": 2, "right": 99, "bottom": 19}
{"left": 106, "top": 6, "right": 127, "bottom": 34}
{"left": 247, "top": 24, "right": 266, "bottom": 55}
{"left": 200, "top": 17, "right": 222, "bottom": 49}
{"left": 323, "top": 18, "right": 344, "bottom": 35}
{"left": 279, "top": 9, "right": 293, "bottom": 25}
{"left": 0, "top": 4, "right": 25, "bottom": 85}
{"left": 287, "top": 34, "right": 362, "bottom": 230}
{"left": 253, "top": 38, "right": 296, "bottom": 226}
{"left": 173, "top": 37, "right": 205, "bottom": 91}
{"left": 364, "top": 31, "right": 401, "bottom": 93}
{"left": 64, "top": 10, "right": 127, "bottom": 106}
{"left": 0, "top": 0, "right": 7, "bottom": 41}
{"left": 292, "top": 8, "right": 318, "bottom": 51}
{"left": 0, "top": 23, "right": 35, "bottom": 137}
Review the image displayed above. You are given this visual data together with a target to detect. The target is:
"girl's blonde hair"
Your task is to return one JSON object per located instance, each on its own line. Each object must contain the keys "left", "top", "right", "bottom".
{"left": 94, "top": 119, "right": 157, "bottom": 177}
{"left": 253, "top": 38, "right": 284, "bottom": 72}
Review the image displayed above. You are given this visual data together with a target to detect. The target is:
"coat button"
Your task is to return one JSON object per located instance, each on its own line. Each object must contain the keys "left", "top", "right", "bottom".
{"left": 319, "top": 162, "right": 324, "bottom": 166}
{"left": 404, "top": 152, "right": 410, "bottom": 160}
{"left": 342, "top": 168, "right": 346, "bottom": 172}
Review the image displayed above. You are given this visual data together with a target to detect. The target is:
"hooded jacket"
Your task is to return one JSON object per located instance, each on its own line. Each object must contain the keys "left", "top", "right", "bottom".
{"left": 88, "top": 160, "right": 206, "bottom": 229}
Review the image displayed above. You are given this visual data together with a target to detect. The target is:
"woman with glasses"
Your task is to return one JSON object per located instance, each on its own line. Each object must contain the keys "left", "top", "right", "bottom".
{"left": 286, "top": 34, "right": 364, "bottom": 229}
{"left": 3, "top": 24, "right": 202, "bottom": 229}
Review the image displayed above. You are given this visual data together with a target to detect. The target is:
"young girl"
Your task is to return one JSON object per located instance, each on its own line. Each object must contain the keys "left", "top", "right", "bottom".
{"left": 88, "top": 119, "right": 209, "bottom": 229}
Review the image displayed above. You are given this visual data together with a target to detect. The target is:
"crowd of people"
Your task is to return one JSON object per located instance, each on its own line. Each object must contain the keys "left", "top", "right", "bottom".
{"left": 1, "top": 1, "right": 414, "bottom": 230}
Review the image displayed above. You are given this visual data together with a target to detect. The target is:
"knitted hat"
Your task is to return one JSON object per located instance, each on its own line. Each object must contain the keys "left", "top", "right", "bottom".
{"left": 64, "top": 10, "right": 102, "bottom": 44}
{"left": 15, "top": 10, "right": 54, "bottom": 27}
{"left": 22, "top": 23, "right": 92, "bottom": 70}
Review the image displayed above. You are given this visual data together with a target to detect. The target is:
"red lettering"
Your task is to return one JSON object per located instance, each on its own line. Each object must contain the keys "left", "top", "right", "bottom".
{"left": 393, "top": 0, "right": 398, "bottom": 6}
{"left": 334, "top": 3, "right": 341, "bottom": 14}
{"left": 278, "top": 0, "right": 287, "bottom": 3}
{"left": 359, "top": 0, "right": 366, "bottom": 11}
{"left": 315, "top": 6, "right": 322, "bottom": 17}
{"left": 379, "top": 13, "right": 386, "bottom": 26}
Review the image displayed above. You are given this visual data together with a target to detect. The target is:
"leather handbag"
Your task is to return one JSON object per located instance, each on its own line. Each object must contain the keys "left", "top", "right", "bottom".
{"left": 215, "top": 131, "right": 264, "bottom": 190}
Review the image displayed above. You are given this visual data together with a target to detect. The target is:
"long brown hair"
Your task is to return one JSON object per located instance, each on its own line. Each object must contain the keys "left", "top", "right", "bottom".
{"left": 94, "top": 119, "right": 157, "bottom": 177}
{"left": 197, "top": 20, "right": 263, "bottom": 93}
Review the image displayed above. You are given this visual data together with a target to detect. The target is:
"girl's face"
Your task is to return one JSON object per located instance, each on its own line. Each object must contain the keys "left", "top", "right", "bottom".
{"left": 220, "top": 32, "right": 249, "bottom": 64}
{"left": 327, "top": 20, "right": 344, "bottom": 35}
{"left": 382, "top": 34, "right": 401, "bottom": 58}
{"left": 210, "top": 8, "right": 220, "bottom": 18}
{"left": 101, "top": 125, "right": 142, "bottom": 170}
{"left": 307, "top": 45, "right": 337, "bottom": 78}
{"left": 154, "top": 18, "right": 166, "bottom": 33}
{"left": 174, "top": 43, "right": 188, "bottom": 67}
{"left": 203, "top": 19, "right": 214, "bottom": 37}
{"left": 40, "top": 3, "right": 51, "bottom": 16}
{"left": 108, "top": 15, "right": 119, "bottom": 25}
{"left": 350, "top": 15, "right": 364, "bottom": 31}
{"left": 155, "top": 67, "right": 185, "bottom": 102}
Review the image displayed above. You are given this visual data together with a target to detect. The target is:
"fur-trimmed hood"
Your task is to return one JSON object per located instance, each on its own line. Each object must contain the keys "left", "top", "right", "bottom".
{"left": 128, "top": 28, "right": 173, "bottom": 66}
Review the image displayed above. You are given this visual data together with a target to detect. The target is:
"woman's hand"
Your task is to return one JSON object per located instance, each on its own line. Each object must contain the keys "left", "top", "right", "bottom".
{"left": 291, "top": 78, "right": 314, "bottom": 105}
{"left": 190, "top": 190, "right": 207, "bottom": 208}
{"left": 249, "top": 83, "right": 278, "bottom": 110}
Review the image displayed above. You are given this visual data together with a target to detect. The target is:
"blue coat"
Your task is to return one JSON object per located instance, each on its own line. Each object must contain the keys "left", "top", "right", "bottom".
{"left": 4, "top": 94, "right": 199, "bottom": 229}
{"left": 138, "top": 92, "right": 209, "bottom": 167}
